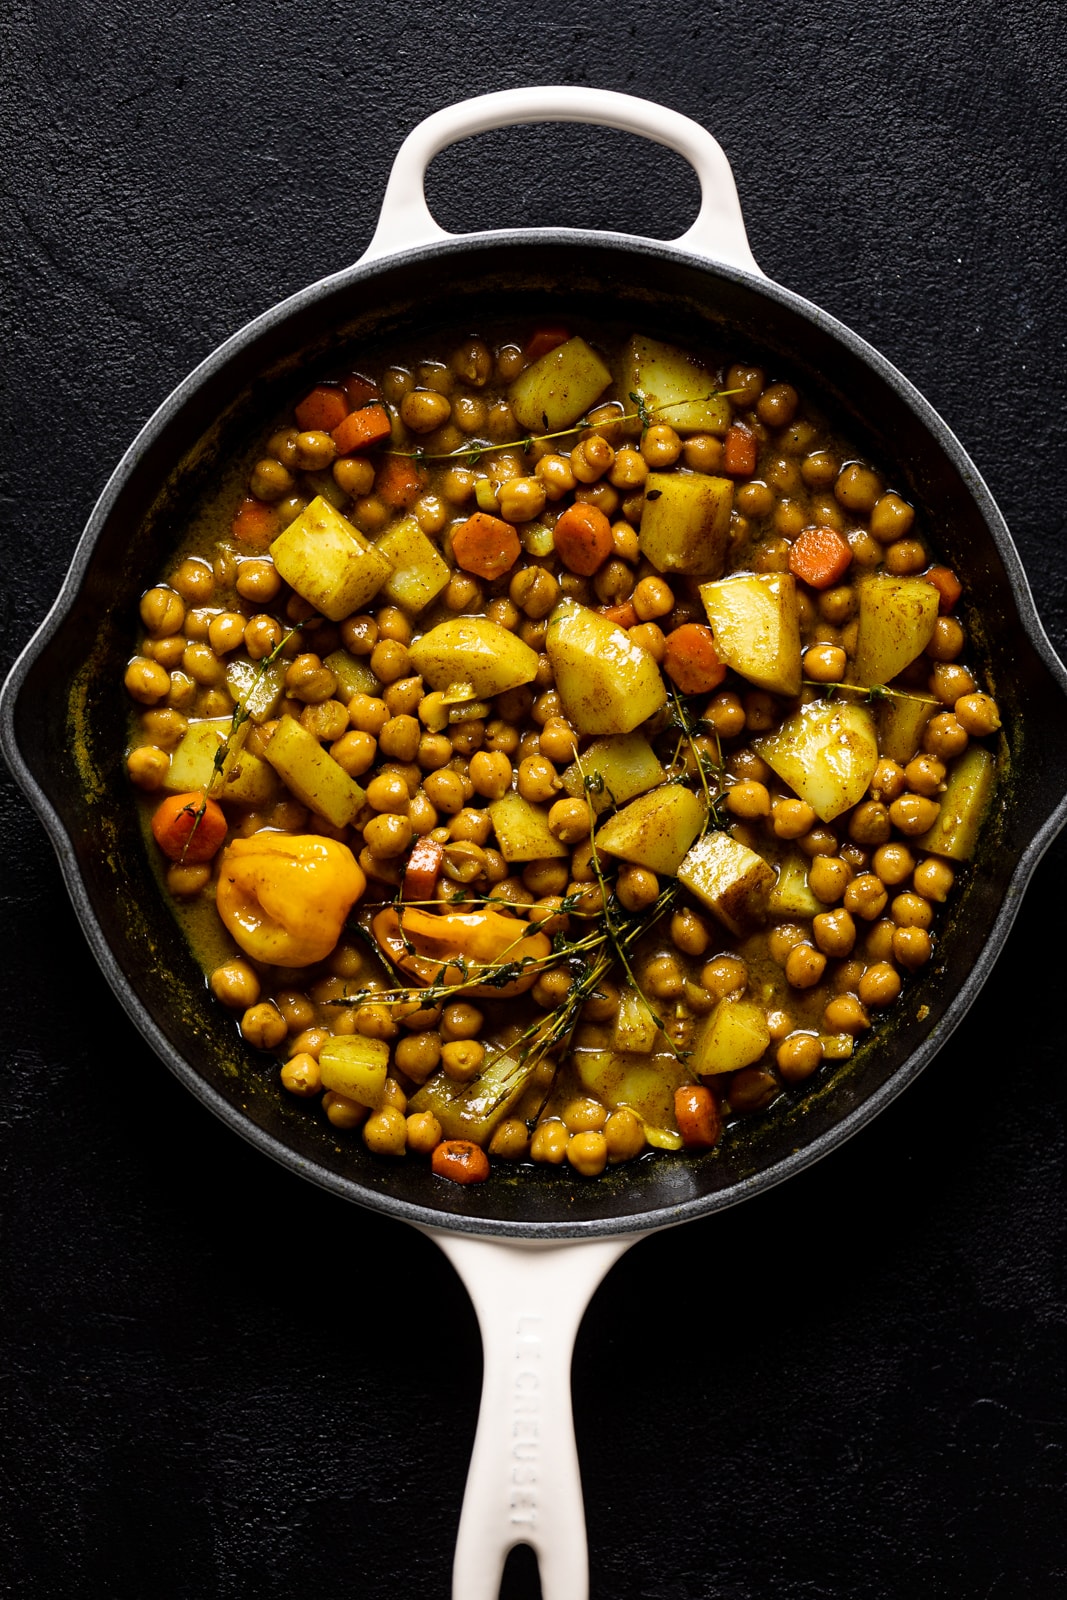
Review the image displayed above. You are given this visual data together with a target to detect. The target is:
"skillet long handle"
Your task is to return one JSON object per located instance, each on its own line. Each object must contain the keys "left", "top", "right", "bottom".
{"left": 360, "top": 85, "right": 761, "bottom": 274}
{"left": 425, "top": 1229, "right": 643, "bottom": 1600}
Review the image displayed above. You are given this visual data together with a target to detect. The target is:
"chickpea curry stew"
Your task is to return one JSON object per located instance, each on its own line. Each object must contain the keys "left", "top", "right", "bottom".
{"left": 125, "top": 327, "right": 1001, "bottom": 1185}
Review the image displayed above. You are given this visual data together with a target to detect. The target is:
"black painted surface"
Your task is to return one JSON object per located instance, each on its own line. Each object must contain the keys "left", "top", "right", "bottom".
{"left": 2, "top": 4, "right": 1065, "bottom": 1597}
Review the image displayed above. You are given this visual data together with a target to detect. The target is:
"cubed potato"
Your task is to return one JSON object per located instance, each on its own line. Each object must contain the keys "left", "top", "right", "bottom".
{"left": 488, "top": 793, "right": 568, "bottom": 861}
{"left": 755, "top": 699, "right": 879, "bottom": 823}
{"left": 324, "top": 649, "right": 380, "bottom": 700}
{"left": 595, "top": 785, "right": 707, "bottom": 875}
{"left": 264, "top": 715, "right": 366, "bottom": 827}
{"left": 612, "top": 989, "right": 660, "bottom": 1055}
{"left": 916, "top": 745, "right": 996, "bottom": 860}
{"left": 878, "top": 694, "right": 935, "bottom": 765}
{"left": 619, "top": 334, "right": 732, "bottom": 435}
{"left": 270, "top": 496, "right": 393, "bottom": 622}
{"left": 409, "top": 618, "right": 539, "bottom": 698}
{"left": 639, "top": 471, "right": 733, "bottom": 576}
{"left": 374, "top": 515, "right": 451, "bottom": 613}
{"left": 691, "top": 998, "right": 771, "bottom": 1076}
{"left": 224, "top": 653, "right": 285, "bottom": 723}
{"left": 545, "top": 599, "right": 667, "bottom": 735}
{"left": 677, "top": 830, "right": 775, "bottom": 936}
{"left": 165, "top": 717, "right": 279, "bottom": 807}
{"left": 561, "top": 733, "right": 666, "bottom": 816}
{"left": 574, "top": 1047, "right": 688, "bottom": 1148}
{"left": 318, "top": 1036, "right": 390, "bottom": 1107}
{"left": 852, "top": 574, "right": 939, "bottom": 687}
{"left": 408, "top": 1049, "right": 534, "bottom": 1142}
{"left": 699, "top": 572, "right": 802, "bottom": 696}
{"left": 509, "top": 336, "right": 613, "bottom": 432}
{"left": 768, "top": 849, "right": 822, "bottom": 917}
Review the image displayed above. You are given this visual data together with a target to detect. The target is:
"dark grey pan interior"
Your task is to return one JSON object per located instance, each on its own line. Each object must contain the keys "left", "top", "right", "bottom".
{"left": 4, "top": 232, "right": 1067, "bottom": 1236}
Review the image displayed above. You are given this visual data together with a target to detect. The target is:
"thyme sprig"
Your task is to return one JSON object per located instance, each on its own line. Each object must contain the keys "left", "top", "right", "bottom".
{"left": 808, "top": 680, "right": 940, "bottom": 707}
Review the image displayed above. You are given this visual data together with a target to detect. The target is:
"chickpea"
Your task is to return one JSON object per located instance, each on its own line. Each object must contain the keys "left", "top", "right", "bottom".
{"left": 124, "top": 657, "right": 171, "bottom": 704}
{"left": 914, "top": 857, "right": 954, "bottom": 903}
{"left": 823, "top": 994, "right": 870, "bottom": 1035}
{"left": 522, "top": 858, "right": 569, "bottom": 898}
{"left": 772, "top": 798, "right": 816, "bottom": 840}
{"left": 868, "top": 492, "right": 915, "bottom": 543}
{"left": 617, "top": 865, "right": 660, "bottom": 913}
{"left": 422, "top": 768, "right": 466, "bottom": 815}
{"left": 399, "top": 389, "right": 451, "bottom": 434}
{"left": 701, "top": 954, "right": 748, "bottom": 998}
{"left": 891, "top": 891, "right": 934, "bottom": 930}
{"left": 843, "top": 873, "right": 889, "bottom": 920}
{"left": 240, "top": 615, "right": 280, "bottom": 661}
{"left": 706, "top": 691, "right": 747, "bottom": 738}
{"left": 872, "top": 842, "right": 916, "bottom": 886}
{"left": 142, "top": 632, "right": 187, "bottom": 669}
{"left": 808, "top": 855, "right": 851, "bottom": 903}
{"left": 848, "top": 800, "right": 892, "bottom": 847}
{"left": 249, "top": 457, "right": 295, "bottom": 502}
{"left": 735, "top": 480, "right": 775, "bottom": 519}
{"left": 363, "top": 812, "right": 413, "bottom": 859}
{"left": 361, "top": 1105, "right": 407, "bottom": 1155}
{"left": 893, "top": 925, "right": 932, "bottom": 969}
{"left": 743, "top": 692, "right": 777, "bottom": 733}
{"left": 517, "top": 755, "right": 560, "bottom": 804}
{"left": 497, "top": 476, "right": 547, "bottom": 523}
{"left": 531, "top": 1120, "right": 570, "bottom": 1165}
{"left": 140, "top": 586, "right": 185, "bottom": 635}
{"left": 567, "top": 1130, "right": 608, "bottom": 1177}
{"left": 394, "top": 1031, "right": 443, "bottom": 1084}
{"left": 601, "top": 1108, "right": 644, "bottom": 1163}
{"left": 440, "top": 1002, "right": 483, "bottom": 1042}
{"left": 581, "top": 980, "right": 619, "bottom": 1023}
{"left": 756, "top": 381, "right": 798, "bottom": 427}
{"left": 332, "top": 455, "right": 376, "bottom": 497}
{"left": 440, "top": 1039, "right": 486, "bottom": 1083}
{"left": 726, "top": 780, "right": 771, "bottom": 819}
{"left": 539, "top": 720, "right": 579, "bottom": 765}
{"left": 570, "top": 437, "right": 614, "bottom": 483}
{"left": 813, "top": 908, "right": 856, "bottom": 958}
{"left": 211, "top": 961, "right": 261, "bottom": 1010}
{"left": 923, "top": 713, "right": 969, "bottom": 760}
{"left": 351, "top": 494, "right": 390, "bottom": 536}
{"left": 284, "top": 654, "right": 336, "bottom": 704}
{"left": 402, "top": 1110, "right": 442, "bottom": 1155}
{"left": 869, "top": 759, "right": 906, "bottom": 803}
{"left": 127, "top": 745, "right": 170, "bottom": 790}
{"left": 730, "top": 1067, "right": 779, "bottom": 1115}
{"left": 777, "top": 1033, "right": 823, "bottom": 1083}
{"left": 955, "top": 692, "right": 1001, "bottom": 737}
{"left": 279, "top": 1054, "right": 321, "bottom": 1097}
{"left": 888, "top": 793, "right": 941, "bottom": 836}
{"left": 927, "top": 615, "right": 965, "bottom": 662}
{"left": 640, "top": 424, "right": 682, "bottom": 468}
{"left": 241, "top": 1002, "right": 287, "bottom": 1050}
{"left": 818, "top": 585, "right": 856, "bottom": 625}
{"left": 785, "top": 943, "right": 827, "bottom": 989}
{"left": 671, "top": 908, "right": 711, "bottom": 957}
{"left": 834, "top": 462, "right": 882, "bottom": 513}
{"left": 632, "top": 575, "right": 675, "bottom": 621}
{"left": 546, "top": 797, "right": 589, "bottom": 845}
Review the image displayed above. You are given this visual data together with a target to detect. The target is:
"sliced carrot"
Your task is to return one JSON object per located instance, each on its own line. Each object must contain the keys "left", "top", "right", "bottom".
{"left": 344, "top": 371, "right": 380, "bottom": 409}
{"left": 432, "top": 1139, "right": 491, "bottom": 1184}
{"left": 552, "top": 502, "right": 613, "bottom": 575}
{"left": 332, "top": 403, "right": 392, "bottom": 456}
{"left": 599, "top": 601, "right": 638, "bottom": 629}
{"left": 788, "top": 524, "right": 853, "bottom": 590}
{"left": 375, "top": 454, "right": 426, "bottom": 510}
{"left": 451, "top": 512, "right": 522, "bottom": 580}
{"left": 294, "top": 384, "right": 349, "bottom": 434}
{"left": 151, "top": 791, "right": 228, "bottom": 863}
{"left": 524, "top": 326, "right": 570, "bottom": 362}
{"left": 674, "top": 1085, "right": 722, "bottom": 1149}
{"left": 231, "top": 496, "right": 279, "bottom": 551}
{"left": 723, "top": 422, "right": 758, "bottom": 477}
{"left": 403, "top": 837, "right": 445, "bottom": 901}
{"left": 924, "top": 565, "right": 962, "bottom": 613}
{"left": 663, "top": 624, "right": 727, "bottom": 695}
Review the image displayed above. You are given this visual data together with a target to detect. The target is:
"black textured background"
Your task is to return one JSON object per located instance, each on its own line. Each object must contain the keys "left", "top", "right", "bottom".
{"left": 2, "top": 3, "right": 1066, "bottom": 1597}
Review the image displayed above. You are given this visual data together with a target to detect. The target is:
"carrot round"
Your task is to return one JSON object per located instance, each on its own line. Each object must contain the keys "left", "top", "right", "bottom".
{"left": 788, "top": 524, "right": 853, "bottom": 590}
{"left": 294, "top": 384, "right": 349, "bottom": 434}
{"left": 431, "top": 1139, "right": 491, "bottom": 1184}
{"left": 231, "top": 496, "right": 279, "bottom": 551}
{"left": 343, "top": 372, "right": 380, "bottom": 409}
{"left": 599, "top": 600, "right": 638, "bottom": 630}
{"left": 525, "top": 326, "right": 570, "bottom": 361}
{"left": 723, "top": 422, "right": 758, "bottom": 477}
{"left": 924, "top": 565, "right": 962, "bottom": 613}
{"left": 375, "top": 455, "right": 426, "bottom": 510}
{"left": 331, "top": 403, "right": 392, "bottom": 456}
{"left": 663, "top": 624, "right": 727, "bottom": 694}
{"left": 403, "top": 836, "right": 445, "bottom": 901}
{"left": 552, "top": 503, "right": 613, "bottom": 575}
{"left": 451, "top": 512, "right": 522, "bottom": 580}
{"left": 151, "top": 791, "right": 228, "bottom": 863}
{"left": 674, "top": 1085, "right": 722, "bottom": 1149}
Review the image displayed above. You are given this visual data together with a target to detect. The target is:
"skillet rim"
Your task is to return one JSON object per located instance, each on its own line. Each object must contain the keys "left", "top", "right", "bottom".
{"left": 4, "top": 226, "right": 1067, "bottom": 1239}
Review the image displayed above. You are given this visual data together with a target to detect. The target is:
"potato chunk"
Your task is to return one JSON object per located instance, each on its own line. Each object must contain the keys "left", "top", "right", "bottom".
{"left": 768, "top": 849, "right": 822, "bottom": 917}
{"left": 639, "top": 471, "right": 733, "bottom": 576}
{"left": 374, "top": 515, "right": 451, "bottom": 613}
{"left": 756, "top": 700, "right": 879, "bottom": 823}
{"left": 545, "top": 599, "right": 667, "bottom": 735}
{"left": 318, "top": 1036, "right": 390, "bottom": 1107}
{"left": 852, "top": 574, "right": 939, "bottom": 687}
{"left": 270, "top": 496, "right": 392, "bottom": 622}
{"left": 619, "top": 334, "right": 732, "bottom": 435}
{"left": 691, "top": 998, "right": 771, "bottom": 1076}
{"left": 264, "top": 715, "right": 366, "bottom": 827}
{"left": 595, "top": 786, "right": 707, "bottom": 875}
{"left": 561, "top": 733, "right": 666, "bottom": 816}
{"left": 509, "top": 336, "right": 613, "bottom": 432}
{"left": 699, "top": 573, "right": 802, "bottom": 696}
{"left": 409, "top": 618, "right": 539, "bottom": 698}
{"left": 916, "top": 745, "right": 996, "bottom": 860}
{"left": 677, "top": 830, "right": 775, "bottom": 936}
{"left": 488, "top": 793, "right": 568, "bottom": 862}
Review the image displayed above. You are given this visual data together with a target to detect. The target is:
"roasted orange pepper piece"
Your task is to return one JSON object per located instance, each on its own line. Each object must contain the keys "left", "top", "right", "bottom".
{"left": 216, "top": 834, "right": 365, "bottom": 967}
{"left": 371, "top": 905, "right": 552, "bottom": 998}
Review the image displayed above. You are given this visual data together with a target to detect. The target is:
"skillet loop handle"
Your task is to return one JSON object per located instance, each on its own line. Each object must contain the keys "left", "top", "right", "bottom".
{"left": 425, "top": 1230, "right": 641, "bottom": 1600}
{"left": 361, "top": 86, "right": 761, "bottom": 275}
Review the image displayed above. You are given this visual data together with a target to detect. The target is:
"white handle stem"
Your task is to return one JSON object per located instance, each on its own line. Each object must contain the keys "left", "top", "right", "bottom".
{"left": 425, "top": 1229, "right": 643, "bottom": 1600}
{"left": 362, "top": 86, "right": 760, "bottom": 274}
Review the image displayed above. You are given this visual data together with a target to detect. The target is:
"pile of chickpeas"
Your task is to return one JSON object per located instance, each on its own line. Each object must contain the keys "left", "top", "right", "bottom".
{"left": 124, "top": 327, "right": 1001, "bottom": 1182}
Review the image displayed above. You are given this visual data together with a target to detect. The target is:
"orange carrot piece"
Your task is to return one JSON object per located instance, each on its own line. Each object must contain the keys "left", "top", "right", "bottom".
{"left": 599, "top": 601, "right": 638, "bottom": 629}
{"left": 231, "top": 496, "right": 279, "bottom": 551}
{"left": 924, "top": 565, "right": 962, "bottom": 613}
{"left": 432, "top": 1139, "right": 491, "bottom": 1184}
{"left": 344, "top": 371, "right": 380, "bottom": 409}
{"left": 151, "top": 791, "right": 227, "bottom": 863}
{"left": 403, "top": 837, "right": 445, "bottom": 901}
{"left": 375, "top": 454, "right": 426, "bottom": 510}
{"left": 788, "top": 524, "right": 853, "bottom": 590}
{"left": 663, "top": 624, "right": 727, "bottom": 695}
{"left": 451, "top": 512, "right": 522, "bottom": 580}
{"left": 552, "top": 502, "right": 613, "bottom": 575}
{"left": 674, "top": 1085, "right": 722, "bottom": 1149}
{"left": 524, "top": 326, "right": 570, "bottom": 362}
{"left": 723, "top": 422, "right": 758, "bottom": 477}
{"left": 331, "top": 403, "right": 392, "bottom": 456}
{"left": 294, "top": 384, "right": 349, "bottom": 433}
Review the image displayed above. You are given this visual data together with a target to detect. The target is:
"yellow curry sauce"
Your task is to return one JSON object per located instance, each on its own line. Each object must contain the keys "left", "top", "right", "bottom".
{"left": 124, "top": 327, "right": 1000, "bottom": 1183}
